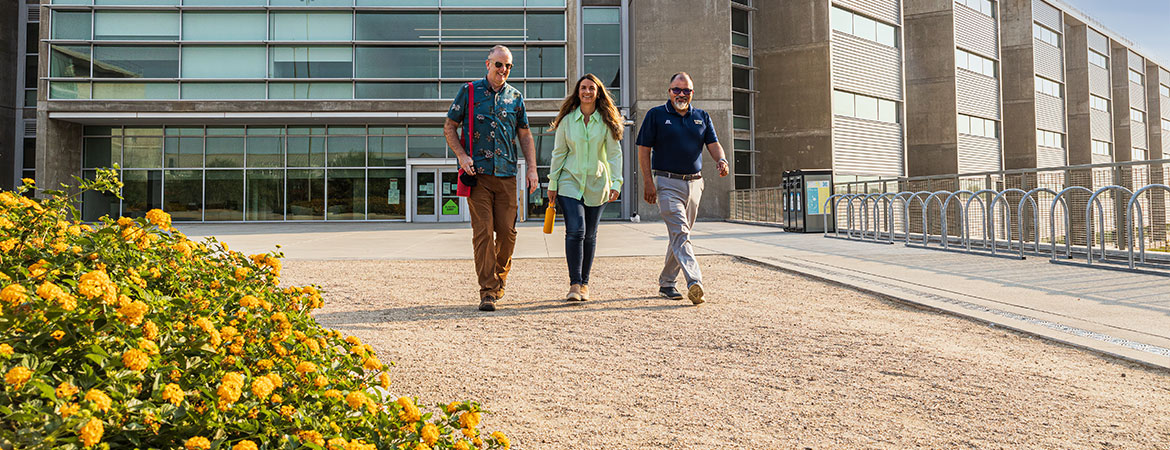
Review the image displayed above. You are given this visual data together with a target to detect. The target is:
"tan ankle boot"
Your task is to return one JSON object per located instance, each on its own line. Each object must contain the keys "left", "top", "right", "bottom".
{"left": 578, "top": 284, "right": 590, "bottom": 301}
{"left": 567, "top": 284, "right": 582, "bottom": 301}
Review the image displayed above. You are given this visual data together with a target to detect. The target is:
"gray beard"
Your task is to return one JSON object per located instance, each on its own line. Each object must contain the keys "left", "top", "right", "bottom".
{"left": 673, "top": 100, "right": 689, "bottom": 111}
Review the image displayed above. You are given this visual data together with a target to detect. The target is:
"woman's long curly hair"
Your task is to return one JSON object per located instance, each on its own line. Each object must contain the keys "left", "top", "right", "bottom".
{"left": 549, "top": 73, "right": 624, "bottom": 141}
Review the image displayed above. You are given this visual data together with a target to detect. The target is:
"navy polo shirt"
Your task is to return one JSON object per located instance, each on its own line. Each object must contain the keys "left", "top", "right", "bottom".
{"left": 635, "top": 101, "right": 718, "bottom": 175}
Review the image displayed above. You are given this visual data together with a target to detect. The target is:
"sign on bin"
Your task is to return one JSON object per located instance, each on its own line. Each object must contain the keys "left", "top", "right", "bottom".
{"left": 806, "top": 180, "right": 831, "bottom": 215}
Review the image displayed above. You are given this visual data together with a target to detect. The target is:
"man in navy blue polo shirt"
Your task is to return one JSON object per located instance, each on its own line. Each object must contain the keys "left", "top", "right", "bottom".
{"left": 635, "top": 72, "right": 729, "bottom": 305}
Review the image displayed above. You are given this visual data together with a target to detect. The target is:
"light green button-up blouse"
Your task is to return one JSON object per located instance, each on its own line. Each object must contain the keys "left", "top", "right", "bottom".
{"left": 548, "top": 107, "right": 624, "bottom": 207}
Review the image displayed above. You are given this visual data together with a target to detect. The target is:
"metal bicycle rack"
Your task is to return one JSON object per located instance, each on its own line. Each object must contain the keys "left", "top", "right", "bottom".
{"left": 1126, "top": 184, "right": 1170, "bottom": 269}
{"left": 1015, "top": 187, "right": 1059, "bottom": 259}
{"left": 1085, "top": 185, "right": 1133, "bottom": 265}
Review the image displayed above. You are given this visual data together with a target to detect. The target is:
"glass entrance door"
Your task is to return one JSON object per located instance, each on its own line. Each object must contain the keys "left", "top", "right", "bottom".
{"left": 412, "top": 167, "right": 466, "bottom": 222}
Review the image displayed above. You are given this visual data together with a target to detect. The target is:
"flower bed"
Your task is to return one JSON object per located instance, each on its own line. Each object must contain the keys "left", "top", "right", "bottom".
{"left": 0, "top": 171, "right": 507, "bottom": 450}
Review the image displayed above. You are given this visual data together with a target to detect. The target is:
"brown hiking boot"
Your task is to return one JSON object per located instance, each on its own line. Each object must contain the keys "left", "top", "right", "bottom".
{"left": 687, "top": 283, "right": 705, "bottom": 305}
{"left": 579, "top": 284, "right": 590, "bottom": 301}
{"left": 478, "top": 295, "right": 497, "bottom": 311}
{"left": 566, "top": 284, "right": 583, "bottom": 301}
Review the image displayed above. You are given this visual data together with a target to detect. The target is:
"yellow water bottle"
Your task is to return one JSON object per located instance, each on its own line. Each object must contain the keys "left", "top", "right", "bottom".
{"left": 542, "top": 204, "right": 556, "bottom": 234}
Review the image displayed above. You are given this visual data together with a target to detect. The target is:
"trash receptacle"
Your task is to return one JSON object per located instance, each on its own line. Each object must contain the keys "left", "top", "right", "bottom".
{"left": 783, "top": 169, "right": 834, "bottom": 233}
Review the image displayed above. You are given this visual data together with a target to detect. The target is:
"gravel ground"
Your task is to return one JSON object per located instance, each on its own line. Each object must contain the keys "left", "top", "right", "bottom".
{"left": 286, "top": 255, "right": 1170, "bottom": 449}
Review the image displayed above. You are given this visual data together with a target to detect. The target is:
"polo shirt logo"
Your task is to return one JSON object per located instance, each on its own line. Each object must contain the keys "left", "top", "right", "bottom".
{"left": 694, "top": 120, "right": 703, "bottom": 125}
{"left": 665, "top": 119, "right": 672, "bottom": 125}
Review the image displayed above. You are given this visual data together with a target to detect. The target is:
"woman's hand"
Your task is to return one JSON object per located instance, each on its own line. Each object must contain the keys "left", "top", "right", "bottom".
{"left": 608, "top": 189, "right": 620, "bottom": 202}
{"left": 548, "top": 189, "right": 557, "bottom": 205}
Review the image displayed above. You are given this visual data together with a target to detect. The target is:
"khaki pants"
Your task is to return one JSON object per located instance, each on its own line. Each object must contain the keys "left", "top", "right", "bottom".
{"left": 467, "top": 175, "right": 518, "bottom": 298}
{"left": 656, "top": 175, "right": 703, "bottom": 288}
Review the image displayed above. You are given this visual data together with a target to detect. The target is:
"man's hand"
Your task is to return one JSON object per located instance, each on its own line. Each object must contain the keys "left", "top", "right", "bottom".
{"left": 716, "top": 159, "right": 730, "bottom": 177}
{"left": 642, "top": 180, "right": 657, "bottom": 204}
{"left": 608, "top": 189, "right": 620, "bottom": 202}
{"left": 527, "top": 166, "right": 539, "bottom": 194}
{"left": 457, "top": 154, "right": 475, "bottom": 175}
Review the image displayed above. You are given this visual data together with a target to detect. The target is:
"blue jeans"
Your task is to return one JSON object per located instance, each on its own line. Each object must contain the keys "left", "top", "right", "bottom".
{"left": 558, "top": 195, "right": 606, "bottom": 285}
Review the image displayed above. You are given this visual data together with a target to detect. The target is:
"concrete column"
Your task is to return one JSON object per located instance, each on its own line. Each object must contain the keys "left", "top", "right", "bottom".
{"left": 903, "top": 0, "right": 960, "bottom": 177}
{"left": 629, "top": 0, "right": 734, "bottom": 220}
{"left": 0, "top": 0, "right": 20, "bottom": 190}
{"left": 752, "top": 0, "right": 832, "bottom": 188}
{"left": 35, "top": 114, "right": 82, "bottom": 195}
{"left": 999, "top": 0, "right": 1039, "bottom": 170}
{"left": 1063, "top": 19, "right": 1092, "bottom": 166}
{"left": 1145, "top": 62, "right": 1166, "bottom": 245}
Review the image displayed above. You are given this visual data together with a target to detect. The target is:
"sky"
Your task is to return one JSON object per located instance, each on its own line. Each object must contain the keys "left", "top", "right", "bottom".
{"left": 1061, "top": 0, "right": 1170, "bottom": 65}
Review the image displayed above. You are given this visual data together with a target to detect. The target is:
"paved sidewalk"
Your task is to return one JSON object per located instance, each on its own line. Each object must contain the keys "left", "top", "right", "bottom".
{"left": 179, "top": 220, "right": 1170, "bottom": 370}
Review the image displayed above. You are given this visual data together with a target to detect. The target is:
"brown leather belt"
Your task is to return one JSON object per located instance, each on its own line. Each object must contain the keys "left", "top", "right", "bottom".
{"left": 653, "top": 170, "right": 702, "bottom": 181}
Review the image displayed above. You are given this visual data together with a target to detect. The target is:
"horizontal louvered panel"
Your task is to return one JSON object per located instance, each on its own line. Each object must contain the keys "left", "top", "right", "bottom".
{"left": 27, "top": 6, "right": 39, "bottom": 22}
{"left": 1128, "top": 51, "right": 1144, "bottom": 71}
{"left": 832, "top": 116, "right": 904, "bottom": 176}
{"left": 1036, "top": 94, "right": 1066, "bottom": 132}
{"left": 957, "top": 134, "right": 1001, "bottom": 172}
{"left": 1162, "top": 68, "right": 1169, "bottom": 81}
{"left": 1090, "top": 109, "right": 1112, "bottom": 141}
{"left": 1087, "top": 29, "right": 1109, "bottom": 53}
{"left": 832, "top": 0, "right": 900, "bottom": 25}
{"left": 1036, "top": 145, "right": 1066, "bottom": 168}
{"left": 1130, "top": 82, "right": 1146, "bottom": 110}
{"left": 23, "top": 121, "right": 37, "bottom": 138}
{"left": 954, "top": 6, "right": 998, "bottom": 58}
{"left": 1034, "top": 43, "right": 1063, "bottom": 82}
{"left": 1165, "top": 137, "right": 1170, "bottom": 156}
{"left": 1132, "top": 122, "right": 1147, "bottom": 149}
{"left": 1089, "top": 66, "right": 1110, "bottom": 97}
{"left": 956, "top": 70, "right": 1000, "bottom": 119}
{"left": 1032, "top": 0, "right": 1061, "bottom": 29}
{"left": 831, "top": 32, "right": 903, "bottom": 100}
{"left": 1163, "top": 97, "right": 1170, "bottom": 120}
{"left": 1091, "top": 153, "right": 1112, "bottom": 164}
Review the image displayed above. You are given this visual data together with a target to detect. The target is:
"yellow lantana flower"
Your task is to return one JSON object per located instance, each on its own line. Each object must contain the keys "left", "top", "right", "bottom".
{"left": 161, "top": 383, "right": 185, "bottom": 405}
{"left": 5, "top": 366, "right": 32, "bottom": 389}
{"left": 84, "top": 389, "right": 111, "bottom": 412}
{"left": 184, "top": 436, "right": 211, "bottom": 450}
{"left": 122, "top": 348, "right": 149, "bottom": 371}
{"left": 79, "top": 418, "right": 103, "bottom": 447}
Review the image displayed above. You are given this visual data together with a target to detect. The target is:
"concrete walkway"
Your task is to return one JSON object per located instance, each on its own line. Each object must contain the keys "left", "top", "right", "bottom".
{"left": 179, "top": 220, "right": 1170, "bottom": 370}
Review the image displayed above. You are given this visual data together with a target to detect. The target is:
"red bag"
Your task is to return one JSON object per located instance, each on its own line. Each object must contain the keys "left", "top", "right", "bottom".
{"left": 456, "top": 81, "right": 475, "bottom": 197}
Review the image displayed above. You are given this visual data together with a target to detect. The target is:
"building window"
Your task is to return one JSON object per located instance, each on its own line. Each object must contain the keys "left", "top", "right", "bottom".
{"left": 1163, "top": 118, "right": 1170, "bottom": 131}
{"left": 1033, "top": 23, "right": 1060, "bottom": 48}
{"left": 582, "top": 6, "right": 621, "bottom": 104}
{"left": 830, "top": 6, "right": 898, "bottom": 48}
{"left": 1091, "top": 140, "right": 1111, "bottom": 156}
{"left": 1036, "top": 129, "right": 1063, "bottom": 148}
{"left": 1034, "top": 76, "right": 1062, "bottom": 98}
{"left": 1089, "top": 95, "right": 1109, "bottom": 112}
{"left": 956, "top": 0, "right": 994, "bottom": 17}
{"left": 1130, "top": 108, "right": 1145, "bottom": 123}
{"left": 956, "top": 48, "right": 996, "bottom": 77}
{"left": 731, "top": 1, "right": 755, "bottom": 189}
{"left": 1160, "top": 83, "right": 1169, "bottom": 98}
{"left": 833, "top": 90, "right": 899, "bottom": 123}
{"left": 731, "top": 7, "right": 750, "bottom": 47}
{"left": 1128, "top": 68, "right": 1143, "bottom": 85}
{"left": 1132, "top": 148, "right": 1148, "bottom": 160}
{"left": 1088, "top": 50, "right": 1108, "bottom": 69}
{"left": 957, "top": 114, "right": 997, "bottom": 138}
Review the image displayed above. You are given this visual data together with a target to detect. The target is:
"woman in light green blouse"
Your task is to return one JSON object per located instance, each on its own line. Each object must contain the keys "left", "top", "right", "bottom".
{"left": 547, "top": 73, "right": 624, "bottom": 301}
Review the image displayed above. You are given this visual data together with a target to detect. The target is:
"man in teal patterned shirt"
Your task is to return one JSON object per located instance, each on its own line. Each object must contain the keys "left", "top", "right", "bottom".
{"left": 444, "top": 45, "right": 539, "bottom": 312}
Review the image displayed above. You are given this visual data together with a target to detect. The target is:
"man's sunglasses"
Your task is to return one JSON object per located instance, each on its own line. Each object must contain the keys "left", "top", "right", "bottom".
{"left": 670, "top": 88, "right": 693, "bottom": 95}
{"left": 492, "top": 61, "right": 514, "bottom": 70}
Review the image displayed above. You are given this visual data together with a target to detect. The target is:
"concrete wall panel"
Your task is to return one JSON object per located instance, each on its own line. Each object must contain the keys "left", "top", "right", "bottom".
{"left": 1088, "top": 65, "right": 1110, "bottom": 97}
{"left": 957, "top": 134, "right": 1001, "bottom": 172}
{"left": 956, "top": 70, "right": 1000, "bottom": 119}
{"left": 1033, "top": 42, "right": 1063, "bottom": 81}
{"left": 1035, "top": 94, "right": 1065, "bottom": 132}
{"left": 831, "top": 32, "right": 903, "bottom": 100}
{"left": 1090, "top": 109, "right": 1112, "bottom": 141}
{"left": 954, "top": 5, "right": 998, "bottom": 58}
{"left": 832, "top": 0, "right": 901, "bottom": 25}
{"left": 832, "top": 116, "right": 903, "bottom": 176}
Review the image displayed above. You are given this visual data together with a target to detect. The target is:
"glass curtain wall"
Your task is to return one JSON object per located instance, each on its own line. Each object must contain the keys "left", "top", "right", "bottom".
{"left": 81, "top": 125, "right": 411, "bottom": 222}
{"left": 579, "top": 5, "right": 624, "bottom": 218}
{"left": 731, "top": 0, "right": 755, "bottom": 189}
{"left": 45, "top": 2, "right": 567, "bottom": 100}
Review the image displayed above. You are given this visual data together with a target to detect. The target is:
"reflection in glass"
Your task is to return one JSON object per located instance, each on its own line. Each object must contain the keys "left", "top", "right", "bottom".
{"left": 442, "top": 13, "right": 523, "bottom": 41}
{"left": 84, "top": 137, "right": 122, "bottom": 168}
{"left": 327, "top": 169, "right": 365, "bottom": 220}
{"left": 164, "top": 170, "right": 202, "bottom": 221}
{"left": 91, "top": 83, "right": 178, "bottom": 100}
{"left": 288, "top": 169, "right": 325, "bottom": 220}
{"left": 355, "top": 47, "right": 439, "bottom": 78}
{"left": 206, "top": 136, "right": 245, "bottom": 168}
{"left": 368, "top": 136, "right": 406, "bottom": 167}
{"left": 182, "top": 83, "right": 267, "bottom": 100}
{"left": 205, "top": 170, "right": 244, "bottom": 221}
{"left": 357, "top": 0, "right": 437, "bottom": 5}
{"left": 82, "top": 170, "right": 120, "bottom": 222}
{"left": 182, "top": 47, "right": 268, "bottom": 79}
{"left": 50, "top": 45, "right": 91, "bottom": 78}
{"left": 583, "top": 55, "right": 619, "bottom": 88}
{"left": 355, "top": 13, "right": 438, "bottom": 41}
{"left": 527, "top": 167, "right": 550, "bottom": 219}
{"left": 164, "top": 137, "right": 202, "bottom": 168}
{"left": 407, "top": 129, "right": 445, "bottom": 158}
{"left": 526, "top": 82, "right": 565, "bottom": 99}
{"left": 526, "top": 12, "right": 565, "bottom": 41}
{"left": 94, "top": 11, "right": 179, "bottom": 40}
{"left": 356, "top": 83, "right": 439, "bottom": 99}
{"left": 270, "top": 12, "right": 353, "bottom": 41}
{"left": 269, "top": 83, "right": 352, "bottom": 99}
{"left": 52, "top": 11, "right": 92, "bottom": 40}
{"left": 49, "top": 82, "right": 91, "bottom": 100}
{"left": 270, "top": 47, "right": 353, "bottom": 78}
{"left": 440, "top": 47, "right": 491, "bottom": 79}
{"left": 526, "top": 46, "right": 565, "bottom": 78}
{"left": 123, "top": 136, "right": 163, "bottom": 168}
{"left": 182, "top": 12, "right": 267, "bottom": 41}
{"left": 287, "top": 136, "right": 326, "bottom": 167}
{"left": 415, "top": 171, "right": 435, "bottom": 216}
{"left": 93, "top": 46, "right": 179, "bottom": 78}
{"left": 246, "top": 136, "right": 283, "bottom": 168}
{"left": 246, "top": 170, "right": 285, "bottom": 221}
{"left": 328, "top": 136, "right": 365, "bottom": 167}
{"left": 122, "top": 170, "right": 162, "bottom": 218}
{"left": 583, "top": 23, "right": 619, "bottom": 55}
{"left": 368, "top": 169, "right": 406, "bottom": 220}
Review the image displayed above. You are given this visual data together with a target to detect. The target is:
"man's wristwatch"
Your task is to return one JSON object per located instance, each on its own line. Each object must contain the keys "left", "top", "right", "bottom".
{"left": 717, "top": 158, "right": 728, "bottom": 165}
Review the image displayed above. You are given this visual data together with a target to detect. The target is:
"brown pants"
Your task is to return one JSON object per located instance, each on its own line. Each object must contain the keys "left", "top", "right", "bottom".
{"left": 467, "top": 174, "right": 518, "bottom": 298}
